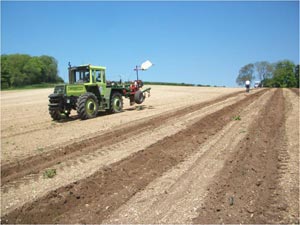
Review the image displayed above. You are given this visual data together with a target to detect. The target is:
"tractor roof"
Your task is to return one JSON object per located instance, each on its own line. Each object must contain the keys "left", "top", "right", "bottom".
{"left": 70, "top": 64, "right": 106, "bottom": 70}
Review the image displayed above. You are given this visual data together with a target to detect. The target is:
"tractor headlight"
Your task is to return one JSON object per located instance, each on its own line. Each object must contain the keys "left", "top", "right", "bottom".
{"left": 54, "top": 85, "right": 65, "bottom": 94}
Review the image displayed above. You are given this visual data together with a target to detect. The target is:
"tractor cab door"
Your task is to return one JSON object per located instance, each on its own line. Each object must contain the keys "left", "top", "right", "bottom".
{"left": 92, "top": 69, "right": 106, "bottom": 97}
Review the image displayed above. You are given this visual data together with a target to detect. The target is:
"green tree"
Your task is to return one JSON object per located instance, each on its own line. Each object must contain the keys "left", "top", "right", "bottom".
{"left": 254, "top": 61, "right": 274, "bottom": 81}
{"left": 39, "top": 55, "right": 60, "bottom": 83}
{"left": 272, "top": 60, "right": 296, "bottom": 88}
{"left": 6, "top": 54, "right": 31, "bottom": 86}
{"left": 23, "top": 57, "right": 43, "bottom": 84}
{"left": 295, "top": 64, "right": 299, "bottom": 88}
{"left": 236, "top": 63, "right": 255, "bottom": 86}
{"left": 1, "top": 54, "right": 63, "bottom": 88}
{"left": 1, "top": 55, "right": 11, "bottom": 88}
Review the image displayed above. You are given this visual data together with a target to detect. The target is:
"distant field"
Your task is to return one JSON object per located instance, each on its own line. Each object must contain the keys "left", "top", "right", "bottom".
{"left": 1, "top": 83, "right": 63, "bottom": 91}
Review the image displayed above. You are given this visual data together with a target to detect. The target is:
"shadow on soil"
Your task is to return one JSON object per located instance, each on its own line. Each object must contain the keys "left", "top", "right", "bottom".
{"left": 124, "top": 105, "right": 155, "bottom": 111}
{"left": 54, "top": 106, "right": 155, "bottom": 123}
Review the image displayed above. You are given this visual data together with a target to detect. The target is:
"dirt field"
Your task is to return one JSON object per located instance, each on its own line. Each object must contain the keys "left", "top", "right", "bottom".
{"left": 1, "top": 86, "right": 299, "bottom": 224}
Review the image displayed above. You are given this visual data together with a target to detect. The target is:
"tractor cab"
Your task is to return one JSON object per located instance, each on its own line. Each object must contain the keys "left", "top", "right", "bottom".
{"left": 68, "top": 65, "right": 106, "bottom": 85}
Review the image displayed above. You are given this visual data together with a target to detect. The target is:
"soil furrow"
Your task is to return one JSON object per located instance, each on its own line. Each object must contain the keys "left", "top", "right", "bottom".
{"left": 1, "top": 90, "right": 246, "bottom": 185}
{"left": 1, "top": 90, "right": 266, "bottom": 224}
{"left": 103, "top": 89, "right": 275, "bottom": 224}
{"left": 192, "top": 89, "right": 287, "bottom": 224}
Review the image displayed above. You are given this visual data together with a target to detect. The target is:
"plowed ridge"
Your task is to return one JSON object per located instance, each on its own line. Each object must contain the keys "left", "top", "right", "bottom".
{"left": 2, "top": 89, "right": 267, "bottom": 223}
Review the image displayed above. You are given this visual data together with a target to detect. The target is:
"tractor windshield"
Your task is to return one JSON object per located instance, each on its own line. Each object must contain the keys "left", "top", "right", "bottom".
{"left": 69, "top": 67, "right": 90, "bottom": 84}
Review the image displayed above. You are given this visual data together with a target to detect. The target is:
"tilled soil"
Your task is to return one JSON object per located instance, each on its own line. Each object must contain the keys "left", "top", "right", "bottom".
{"left": 193, "top": 89, "right": 297, "bottom": 224}
{"left": 291, "top": 88, "right": 299, "bottom": 96}
{"left": 1, "top": 87, "right": 299, "bottom": 224}
{"left": 103, "top": 88, "right": 274, "bottom": 224}
{"left": 1, "top": 86, "right": 241, "bottom": 164}
{"left": 1, "top": 89, "right": 248, "bottom": 216}
{"left": 1, "top": 90, "right": 243, "bottom": 185}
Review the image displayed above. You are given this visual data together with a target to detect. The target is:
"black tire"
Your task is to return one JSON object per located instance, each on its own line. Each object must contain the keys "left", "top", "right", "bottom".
{"left": 48, "top": 95, "right": 62, "bottom": 121}
{"left": 49, "top": 109, "right": 62, "bottom": 120}
{"left": 110, "top": 92, "right": 123, "bottom": 113}
{"left": 134, "top": 90, "right": 144, "bottom": 104}
{"left": 76, "top": 92, "right": 99, "bottom": 120}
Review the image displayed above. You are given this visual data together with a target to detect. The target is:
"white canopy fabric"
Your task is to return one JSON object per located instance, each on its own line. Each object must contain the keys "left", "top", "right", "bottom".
{"left": 141, "top": 60, "right": 153, "bottom": 70}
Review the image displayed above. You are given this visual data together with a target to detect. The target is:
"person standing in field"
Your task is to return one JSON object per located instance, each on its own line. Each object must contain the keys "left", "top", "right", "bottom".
{"left": 245, "top": 80, "right": 250, "bottom": 93}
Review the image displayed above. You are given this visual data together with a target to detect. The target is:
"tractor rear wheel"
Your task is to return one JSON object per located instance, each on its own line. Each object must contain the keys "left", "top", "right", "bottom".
{"left": 110, "top": 92, "right": 123, "bottom": 113}
{"left": 76, "top": 92, "right": 99, "bottom": 120}
{"left": 134, "top": 90, "right": 144, "bottom": 104}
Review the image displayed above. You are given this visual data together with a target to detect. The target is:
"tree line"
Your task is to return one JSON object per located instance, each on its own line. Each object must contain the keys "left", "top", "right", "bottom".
{"left": 143, "top": 81, "right": 222, "bottom": 87}
{"left": 1, "top": 54, "right": 64, "bottom": 89}
{"left": 236, "top": 60, "right": 299, "bottom": 88}
{"left": 143, "top": 81, "right": 202, "bottom": 87}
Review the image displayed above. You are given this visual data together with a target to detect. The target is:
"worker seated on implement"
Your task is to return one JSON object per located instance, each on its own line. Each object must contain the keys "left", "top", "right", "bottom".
{"left": 84, "top": 73, "right": 90, "bottom": 83}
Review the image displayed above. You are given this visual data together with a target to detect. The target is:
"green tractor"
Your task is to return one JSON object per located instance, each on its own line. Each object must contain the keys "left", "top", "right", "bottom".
{"left": 48, "top": 64, "right": 151, "bottom": 120}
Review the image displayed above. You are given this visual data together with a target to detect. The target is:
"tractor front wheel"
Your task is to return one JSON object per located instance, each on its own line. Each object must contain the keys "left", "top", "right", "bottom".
{"left": 76, "top": 92, "right": 99, "bottom": 120}
{"left": 49, "top": 109, "right": 62, "bottom": 120}
{"left": 110, "top": 92, "right": 123, "bottom": 113}
{"left": 49, "top": 94, "right": 63, "bottom": 121}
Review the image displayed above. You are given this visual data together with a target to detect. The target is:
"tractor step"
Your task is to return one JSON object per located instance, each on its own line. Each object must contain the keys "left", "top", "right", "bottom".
{"left": 48, "top": 103, "right": 60, "bottom": 106}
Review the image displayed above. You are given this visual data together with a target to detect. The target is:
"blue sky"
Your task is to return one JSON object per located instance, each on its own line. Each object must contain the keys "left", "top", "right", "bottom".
{"left": 1, "top": 1, "right": 299, "bottom": 87}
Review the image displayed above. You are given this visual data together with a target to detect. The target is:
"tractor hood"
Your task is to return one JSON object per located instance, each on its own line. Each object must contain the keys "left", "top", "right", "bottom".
{"left": 53, "top": 84, "right": 86, "bottom": 97}
{"left": 66, "top": 84, "right": 86, "bottom": 96}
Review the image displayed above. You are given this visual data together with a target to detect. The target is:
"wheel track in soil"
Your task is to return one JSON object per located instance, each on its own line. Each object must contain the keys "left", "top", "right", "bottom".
{"left": 1, "top": 89, "right": 268, "bottom": 224}
{"left": 1, "top": 90, "right": 246, "bottom": 185}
